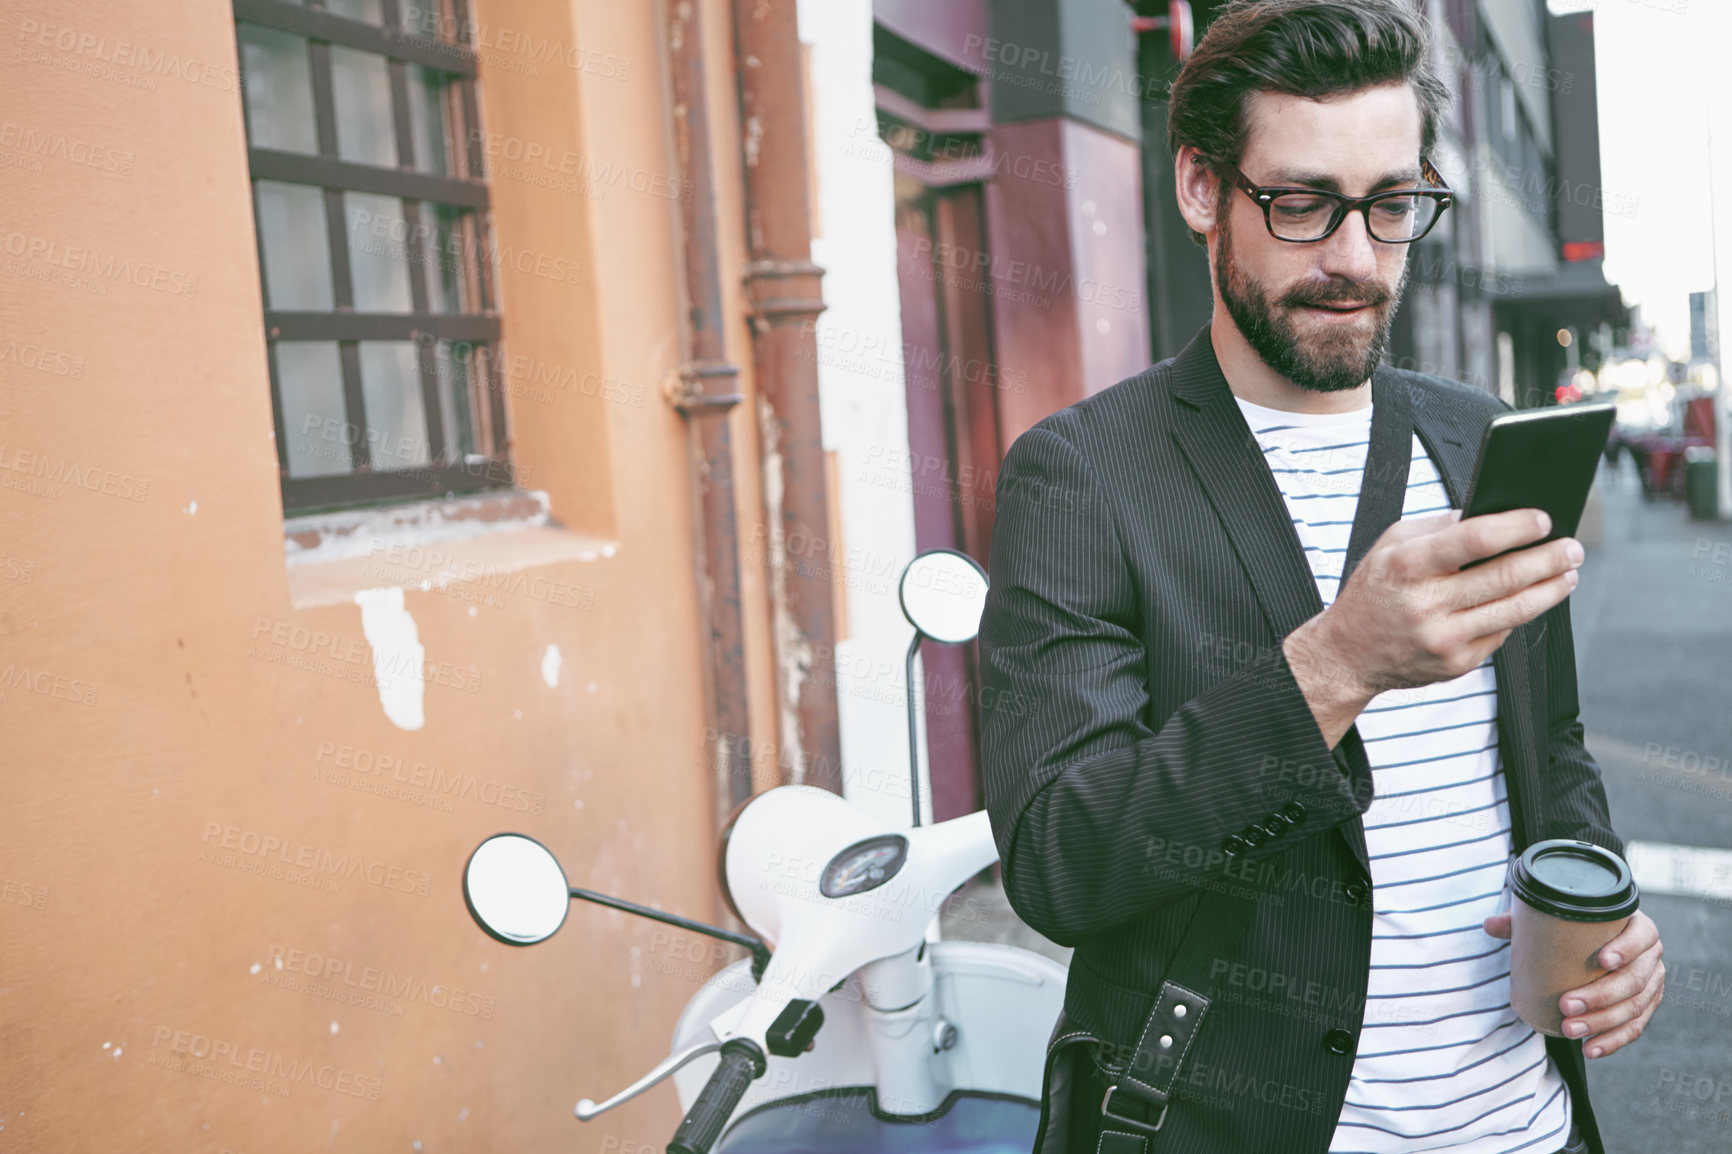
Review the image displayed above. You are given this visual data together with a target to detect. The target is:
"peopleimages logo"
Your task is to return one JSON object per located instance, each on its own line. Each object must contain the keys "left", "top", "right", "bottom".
{"left": 0, "top": 662, "right": 99, "bottom": 707}
{"left": 400, "top": 7, "right": 633, "bottom": 80}
{"left": 1, "top": 877, "right": 49, "bottom": 910}
{"left": 0, "top": 228, "right": 199, "bottom": 297}
{"left": 199, "top": 821, "right": 433, "bottom": 898}
{"left": 248, "top": 617, "right": 483, "bottom": 694}
{"left": 0, "top": 445, "right": 148, "bottom": 502}
{"left": 0, "top": 338, "right": 84, "bottom": 378}
{"left": 0, "top": 121, "right": 133, "bottom": 174}
{"left": 312, "top": 740, "right": 547, "bottom": 814}
{"left": 263, "top": 944, "right": 496, "bottom": 1019}
{"left": 466, "top": 129, "right": 687, "bottom": 203}
{"left": 14, "top": 19, "right": 239, "bottom": 93}
{"left": 147, "top": 1024, "right": 382, "bottom": 1100}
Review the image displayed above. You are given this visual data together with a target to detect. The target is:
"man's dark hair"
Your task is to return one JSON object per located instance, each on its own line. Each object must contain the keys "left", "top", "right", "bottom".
{"left": 1167, "top": 0, "right": 1453, "bottom": 244}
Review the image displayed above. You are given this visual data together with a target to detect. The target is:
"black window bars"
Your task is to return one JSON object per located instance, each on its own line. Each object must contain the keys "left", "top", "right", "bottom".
{"left": 235, "top": 0, "right": 513, "bottom": 512}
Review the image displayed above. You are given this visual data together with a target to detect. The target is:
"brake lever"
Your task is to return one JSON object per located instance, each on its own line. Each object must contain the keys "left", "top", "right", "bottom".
{"left": 574, "top": 1039, "right": 724, "bottom": 1121}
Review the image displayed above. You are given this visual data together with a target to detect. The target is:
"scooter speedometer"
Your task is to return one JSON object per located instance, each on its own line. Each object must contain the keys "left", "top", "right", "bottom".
{"left": 819, "top": 834, "right": 908, "bottom": 898}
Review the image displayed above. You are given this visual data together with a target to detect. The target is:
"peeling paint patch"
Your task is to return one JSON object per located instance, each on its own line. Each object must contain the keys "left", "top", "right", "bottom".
{"left": 354, "top": 587, "right": 425, "bottom": 731}
{"left": 757, "top": 395, "right": 810, "bottom": 784}
{"left": 743, "top": 115, "right": 763, "bottom": 168}
{"left": 541, "top": 644, "right": 562, "bottom": 689}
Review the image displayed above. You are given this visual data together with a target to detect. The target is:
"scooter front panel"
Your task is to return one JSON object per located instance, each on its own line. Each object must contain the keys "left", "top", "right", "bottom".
{"left": 667, "top": 941, "right": 1066, "bottom": 1139}
{"left": 714, "top": 1088, "right": 1040, "bottom": 1154}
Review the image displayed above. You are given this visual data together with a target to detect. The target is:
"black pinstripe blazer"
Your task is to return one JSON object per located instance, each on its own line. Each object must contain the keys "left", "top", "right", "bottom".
{"left": 979, "top": 327, "right": 1622, "bottom": 1154}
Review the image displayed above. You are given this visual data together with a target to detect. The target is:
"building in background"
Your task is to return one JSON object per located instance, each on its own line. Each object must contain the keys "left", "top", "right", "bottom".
{"left": 0, "top": 0, "right": 843, "bottom": 1148}
{"left": 812, "top": 0, "right": 1156, "bottom": 826}
{"left": 1691, "top": 288, "right": 1722, "bottom": 369}
{"left": 1134, "top": 0, "right": 1630, "bottom": 409}
{"left": 1460, "top": 2, "right": 1629, "bottom": 408}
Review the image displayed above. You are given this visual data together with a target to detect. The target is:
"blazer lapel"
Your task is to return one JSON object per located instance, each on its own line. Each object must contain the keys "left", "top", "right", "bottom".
{"left": 1410, "top": 389, "right": 1542, "bottom": 851}
{"left": 1168, "top": 330, "right": 1326, "bottom": 642}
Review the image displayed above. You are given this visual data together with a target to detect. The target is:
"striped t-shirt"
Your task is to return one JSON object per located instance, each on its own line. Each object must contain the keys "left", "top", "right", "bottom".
{"left": 1234, "top": 394, "right": 1572, "bottom": 1154}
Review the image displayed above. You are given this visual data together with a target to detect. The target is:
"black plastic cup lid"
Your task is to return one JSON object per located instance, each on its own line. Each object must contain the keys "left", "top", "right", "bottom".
{"left": 1510, "top": 839, "right": 1639, "bottom": 923}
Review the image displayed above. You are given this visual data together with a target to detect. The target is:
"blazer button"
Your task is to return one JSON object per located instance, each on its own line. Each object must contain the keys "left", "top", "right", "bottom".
{"left": 1281, "top": 801, "right": 1306, "bottom": 822}
{"left": 1259, "top": 818, "right": 1287, "bottom": 839}
{"left": 1221, "top": 834, "right": 1248, "bottom": 857}
{"left": 1324, "top": 1028, "right": 1355, "bottom": 1055}
{"left": 1241, "top": 824, "right": 1268, "bottom": 848}
{"left": 1344, "top": 883, "right": 1368, "bottom": 906}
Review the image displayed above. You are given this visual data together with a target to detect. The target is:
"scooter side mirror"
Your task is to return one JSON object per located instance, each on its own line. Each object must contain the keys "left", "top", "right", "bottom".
{"left": 464, "top": 833, "right": 570, "bottom": 946}
{"left": 898, "top": 549, "right": 988, "bottom": 645}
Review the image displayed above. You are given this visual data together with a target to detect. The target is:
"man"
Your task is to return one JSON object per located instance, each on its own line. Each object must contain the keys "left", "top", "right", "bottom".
{"left": 977, "top": 2, "right": 1663, "bottom": 1152}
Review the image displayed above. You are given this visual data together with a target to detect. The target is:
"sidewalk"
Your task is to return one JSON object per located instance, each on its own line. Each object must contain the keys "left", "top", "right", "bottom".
{"left": 1573, "top": 456, "right": 1732, "bottom": 1154}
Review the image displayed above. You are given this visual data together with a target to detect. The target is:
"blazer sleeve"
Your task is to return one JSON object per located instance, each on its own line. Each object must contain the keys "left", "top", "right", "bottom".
{"left": 1535, "top": 594, "right": 1623, "bottom": 857}
{"left": 978, "top": 424, "right": 1371, "bottom": 947}
{"left": 1481, "top": 394, "right": 1623, "bottom": 858}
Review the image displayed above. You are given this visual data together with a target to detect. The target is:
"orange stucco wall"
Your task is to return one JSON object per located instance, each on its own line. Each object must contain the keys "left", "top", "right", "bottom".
{"left": 0, "top": 1, "right": 779, "bottom": 1150}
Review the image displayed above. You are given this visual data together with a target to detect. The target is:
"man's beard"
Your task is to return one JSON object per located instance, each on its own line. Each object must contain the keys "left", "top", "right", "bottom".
{"left": 1215, "top": 209, "right": 1409, "bottom": 393}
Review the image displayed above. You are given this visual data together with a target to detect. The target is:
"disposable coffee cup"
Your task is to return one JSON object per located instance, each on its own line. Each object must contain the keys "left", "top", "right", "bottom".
{"left": 1507, "top": 839, "right": 1639, "bottom": 1037}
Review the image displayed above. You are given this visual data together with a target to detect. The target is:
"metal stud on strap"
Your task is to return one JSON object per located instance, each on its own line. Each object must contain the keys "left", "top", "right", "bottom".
{"left": 1122, "top": 980, "right": 1211, "bottom": 1103}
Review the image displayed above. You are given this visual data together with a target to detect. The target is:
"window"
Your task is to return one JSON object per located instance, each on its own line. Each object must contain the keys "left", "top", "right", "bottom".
{"left": 234, "top": 0, "right": 511, "bottom": 512}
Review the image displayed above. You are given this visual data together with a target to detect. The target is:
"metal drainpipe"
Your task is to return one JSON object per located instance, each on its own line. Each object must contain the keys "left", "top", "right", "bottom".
{"left": 730, "top": 0, "right": 843, "bottom": 795}
{"left": 666, "top": 0, "right": 754, "bottom": 822}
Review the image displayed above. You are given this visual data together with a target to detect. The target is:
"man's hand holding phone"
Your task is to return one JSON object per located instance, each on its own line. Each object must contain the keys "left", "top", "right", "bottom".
{"left": 1283, "top": 507, "right": 1581, "bottom": 748}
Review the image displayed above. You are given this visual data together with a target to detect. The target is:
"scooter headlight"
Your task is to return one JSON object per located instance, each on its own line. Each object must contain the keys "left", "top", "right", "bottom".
{"left": 819, "top": 834, "right": 908, "bottom": 898}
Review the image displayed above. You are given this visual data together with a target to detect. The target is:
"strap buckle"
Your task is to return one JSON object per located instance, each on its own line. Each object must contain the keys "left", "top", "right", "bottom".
{"left": 1100, "top": 1083, "right": 1168, "bottom": 1136}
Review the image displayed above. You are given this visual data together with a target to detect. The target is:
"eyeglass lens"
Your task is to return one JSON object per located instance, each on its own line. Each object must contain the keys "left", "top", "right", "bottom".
{"left": 1267, "top": 192, "right": 1442, "bottom": 242}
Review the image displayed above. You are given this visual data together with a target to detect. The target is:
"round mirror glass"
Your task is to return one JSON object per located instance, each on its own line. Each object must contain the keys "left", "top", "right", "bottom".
{"left": 463, "top": 833, "right": 570, "bottom": 946}
{"left": 898, "top": 549, "right": 989, "bottom": 644}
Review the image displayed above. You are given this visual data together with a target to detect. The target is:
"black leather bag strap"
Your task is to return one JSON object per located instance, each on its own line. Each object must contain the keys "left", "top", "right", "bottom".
{"left": 1104, "top": 889, "right": 1257, "bottom": 1132}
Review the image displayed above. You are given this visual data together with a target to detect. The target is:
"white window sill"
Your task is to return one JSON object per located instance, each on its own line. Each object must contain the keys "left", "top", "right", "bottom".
{"left": 283, "top": 490, "right": 616, "bottom": 609}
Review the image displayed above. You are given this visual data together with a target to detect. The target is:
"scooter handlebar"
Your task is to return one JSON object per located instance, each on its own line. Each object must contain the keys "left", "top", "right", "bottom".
{"left": 666, "top": 1039, "right": 766, "bottom": 1154}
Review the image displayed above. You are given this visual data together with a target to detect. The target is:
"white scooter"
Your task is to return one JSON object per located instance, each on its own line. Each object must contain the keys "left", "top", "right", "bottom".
{"left": 461, "top": 549, "right": 1068, "bottom": 1153}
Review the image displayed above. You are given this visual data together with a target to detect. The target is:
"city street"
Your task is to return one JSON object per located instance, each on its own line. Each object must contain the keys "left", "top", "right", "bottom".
{"left": 1574, "top": 458, "right": 1732, "bottom": 1154}
{"left": 944, "top": 455, "right": 1732, "bottom": 1152}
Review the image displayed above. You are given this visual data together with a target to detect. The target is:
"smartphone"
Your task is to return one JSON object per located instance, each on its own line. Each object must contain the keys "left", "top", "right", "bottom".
{"left": 1459, "top": 402, "right": 1616, "bottom": 569}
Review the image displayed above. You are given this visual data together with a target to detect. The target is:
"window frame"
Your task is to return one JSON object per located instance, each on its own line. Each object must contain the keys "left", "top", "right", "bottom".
{"left": 234, "top": 0, "right": 514, "bottom": 513}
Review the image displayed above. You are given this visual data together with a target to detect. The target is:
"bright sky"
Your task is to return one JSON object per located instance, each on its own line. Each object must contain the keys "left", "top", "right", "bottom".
{"left": 1548, "top": 0, "right": 1731, "bottom": 362}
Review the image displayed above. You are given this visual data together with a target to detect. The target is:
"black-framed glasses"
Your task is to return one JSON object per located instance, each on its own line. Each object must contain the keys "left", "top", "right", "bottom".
{"left": 1221, "top": 158, "right": 1454, "bottom": 243}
